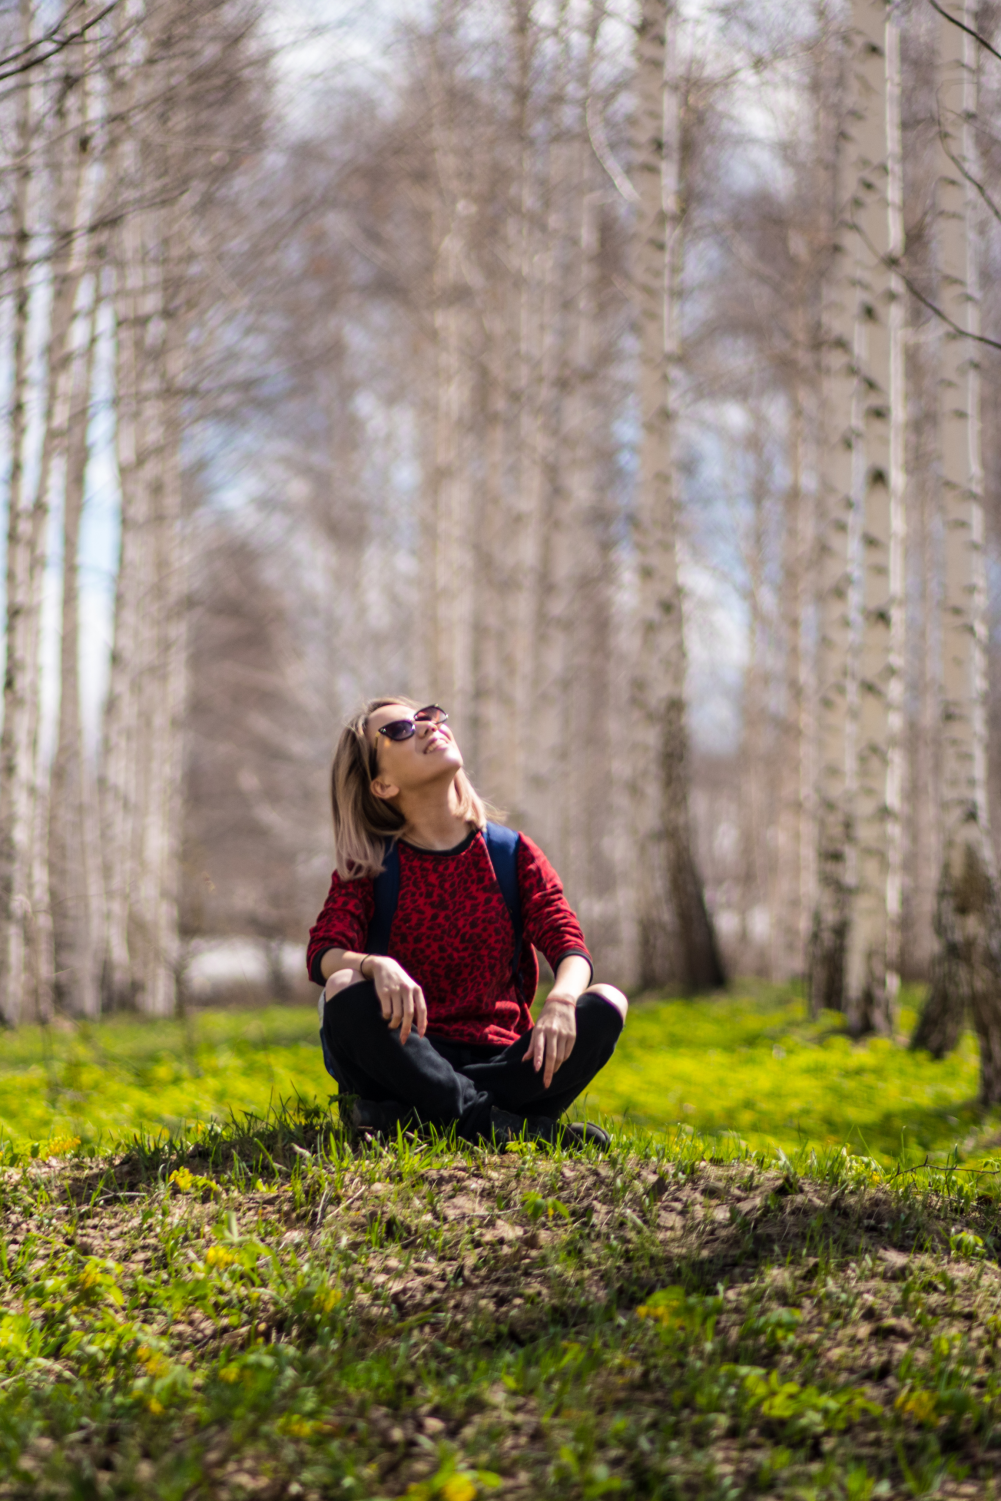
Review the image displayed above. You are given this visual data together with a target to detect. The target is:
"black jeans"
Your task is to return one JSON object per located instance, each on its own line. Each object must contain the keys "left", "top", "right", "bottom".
{"left": 319, "top": 980, "right": 623, "bottom": 1141}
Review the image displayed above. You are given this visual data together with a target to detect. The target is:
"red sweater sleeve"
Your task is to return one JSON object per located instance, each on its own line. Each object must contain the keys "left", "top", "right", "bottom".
{"left": 306, "top": 871, "right": 376, "bottom": 985}
{"left": 516, "top": 833, "right": 593, "bottom": 983}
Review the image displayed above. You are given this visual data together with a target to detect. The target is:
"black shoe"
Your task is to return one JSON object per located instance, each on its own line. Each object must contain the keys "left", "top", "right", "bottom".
{"left": 488, "top": 1107, "right": 558, "bottom": 1147}
{"left": 347, "top": 1098, "right": 415, "bottom": 1137}
{"left": 488, "top": 1108, "right": 610, "bottom": 1152}
{"left": 562, "top": 1121, "right": 611, "bottom": 1151}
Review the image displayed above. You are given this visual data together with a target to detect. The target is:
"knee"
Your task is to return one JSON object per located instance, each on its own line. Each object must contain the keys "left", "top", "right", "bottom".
{"left": 584, "top": 984, "right": 628, "bottom": 1025}
{"left": 325, "top": 976, "right": 381, "bottom": 1027}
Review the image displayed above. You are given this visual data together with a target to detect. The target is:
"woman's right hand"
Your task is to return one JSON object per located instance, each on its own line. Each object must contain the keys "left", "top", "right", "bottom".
{"left": 363, "top": 956, "right": 427, "bottom": 1043}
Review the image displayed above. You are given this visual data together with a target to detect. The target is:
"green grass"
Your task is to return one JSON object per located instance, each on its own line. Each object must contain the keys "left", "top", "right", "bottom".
{"left": 4, "top": 985, "right": 1001, "bottom": 1497}
{"left": 1, "top": 983, "right": 996, "bottom": 1171}
{"left": 4, "top": 1104, "right": 1001, "bottom": 1498}
{"left": 585, "top": 981, "right": 994, "bottom": 1169}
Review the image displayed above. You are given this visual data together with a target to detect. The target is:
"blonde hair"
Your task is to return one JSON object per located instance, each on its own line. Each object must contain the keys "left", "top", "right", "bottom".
{"left": 331, "top": 696, "right": 489, "bottom": 879}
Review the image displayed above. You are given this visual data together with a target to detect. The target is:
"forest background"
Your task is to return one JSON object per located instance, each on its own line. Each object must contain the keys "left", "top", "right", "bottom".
{"left": 0, "top": 0, "right": 998, "bottom": 1087}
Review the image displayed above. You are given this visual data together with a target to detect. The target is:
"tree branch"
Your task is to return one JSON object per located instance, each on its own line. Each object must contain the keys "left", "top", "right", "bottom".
{"left": 0, "top": 2, "right": 119, "bottom": 86}
{"left": 927, "top": 0, "right": 1001, "bottom": 66}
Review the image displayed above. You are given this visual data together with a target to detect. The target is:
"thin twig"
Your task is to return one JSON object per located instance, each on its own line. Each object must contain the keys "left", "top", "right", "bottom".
{"left": 927, "top": 0, "right": 1001, "bottom": 66}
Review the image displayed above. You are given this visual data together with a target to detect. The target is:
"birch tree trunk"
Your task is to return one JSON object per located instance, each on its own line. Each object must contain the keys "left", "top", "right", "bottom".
{"left": 530, "top": 4, "right": 576, "bottom": 875}
{"left": 905, "top": 350, "right": 941, "bottom": 978}
{"left": 810, "top": 50, "right": 858, "bottom": 1016}
{"left": 842, "top": 0, "right": 905, "bottom": 1037}
{"left": 133, "top": 277, "right": 186, "bottom": 1017}
{"left": 22, "top": 23, "right": 95, "bottom": 1024}
{"left": 100, "top": 139, "right": 148, "bottom": 1010}
{"left": 0, "top": 1, "right": 37, "bottom": 1027}
{"left": 507, "top": 0, "right": 543, "bottom": 824}
{"left": 424, "top": 9, "right": 474, "bottom": 752}
{"left": 773, "top": 344, "right": 808, "bottom": 982}
{"left": 631, "top": 0, "right": 724, "bottom": 992}
{"left": 740, "top": 412, "right": 769, "bottom": 967}
{"left": 49, "top": 284, "right": 102, "bottom": 1018}
{"left": 911, "top": 0, "right": 1001, "bottom": 1102}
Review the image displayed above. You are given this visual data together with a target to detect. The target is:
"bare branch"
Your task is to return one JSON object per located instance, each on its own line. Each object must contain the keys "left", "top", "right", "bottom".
{"left": 0, "top": 1, "right": 119, "bottom": 86}
{"left": 927, "top": 0, "right": 1001, "bottom": 66}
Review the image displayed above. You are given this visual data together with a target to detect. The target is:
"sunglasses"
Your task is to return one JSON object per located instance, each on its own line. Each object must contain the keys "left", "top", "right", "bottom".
{"left": 376, "top": 705, "right": 448, "bottom": 742}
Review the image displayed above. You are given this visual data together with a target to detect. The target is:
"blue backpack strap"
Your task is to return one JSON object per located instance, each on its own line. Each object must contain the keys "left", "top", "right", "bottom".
{"left": 364, "top": 840, "right": 400, "bottom": 955}
{"left": 483, "top": 822, "right": 523, "bottom": 986}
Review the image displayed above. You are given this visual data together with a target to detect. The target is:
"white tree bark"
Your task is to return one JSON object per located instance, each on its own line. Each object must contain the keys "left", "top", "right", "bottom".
{"left": 912, "top": 0, "right": 1001, "bottom": 1102}
{"left": 99, "top": 106, "right": 149, "bottom": 1010}
{"left": 23, "top": 18, "right": 96, "bottom": 1024}
{"left": 630, "top": 0, "right": 724, "bottom": 992}
{"left": 424, "top": 12, "right": 474, "bottom": 754}
{"left": 810, "top": 31, "right": 860, "bottom": 1016}
{"left": 49, "top": 281, "right": 102, "bottom": 1018}
{"left": 0, "top": 2, "right": 37, "bottom": 1027}
{"left": 842, "top": 0, "right": 905, "bottom": 1037}
{"left": 773, "top": 344, "right": 808, "bottom": 982}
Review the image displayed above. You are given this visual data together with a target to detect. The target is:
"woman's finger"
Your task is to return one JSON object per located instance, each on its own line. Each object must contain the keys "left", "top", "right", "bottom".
{"left": 532, "top": 1026, "right": 546, "bottom": 1072}
{"left": 399, "top": 989, "right": 416, "bottom": 1044}
{"left": 414, "top": 987, "right": 428, "bottom": 1036}
{"left": 544, "top": 1032, "right": 559, "bottom": 1088}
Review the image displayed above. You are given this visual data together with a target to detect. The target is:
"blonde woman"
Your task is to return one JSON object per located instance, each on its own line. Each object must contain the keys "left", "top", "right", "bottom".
{"left": 307, "top": 697, "right": 627, "bottom": 1148}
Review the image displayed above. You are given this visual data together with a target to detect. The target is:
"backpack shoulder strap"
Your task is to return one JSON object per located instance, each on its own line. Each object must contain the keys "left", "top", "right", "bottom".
{"left": 365, "top": 827, "right": 524, "bottom": 980}
{"left": 483, "top": 822, "right": 523, "bottom": 981}
{"left": 365, "top": 840, "right": 400, "bottom": 955}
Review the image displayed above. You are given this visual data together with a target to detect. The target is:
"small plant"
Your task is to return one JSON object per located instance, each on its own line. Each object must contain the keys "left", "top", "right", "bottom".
{"left": 636, "top": 1286, "right": 722, "bottom": 1341}
{"left": 736, "top": 1367, "right": 882, "bottom": 1438}
{"left": 404, "top": 1453, "right": 501, "bottom": 1500}
{"left": 949, "top": 1228, "right": 986, "bottom": 1259}
{"left": 741, "top": 1305, "right": 803, "bottom": 1348}
{"left": 168, "top": 1165, "right": 220, "bottom": 1197}
{"left": 521, "top": 1190, "right": 571, "bottom": 1223}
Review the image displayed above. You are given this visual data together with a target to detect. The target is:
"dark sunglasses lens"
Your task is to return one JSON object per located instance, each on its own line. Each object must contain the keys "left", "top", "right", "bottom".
{"left": 382, "top": 719, "right": 416, "bottom": 741}
{"left": 414, "top": 705, "right": 447, "bottom": 725}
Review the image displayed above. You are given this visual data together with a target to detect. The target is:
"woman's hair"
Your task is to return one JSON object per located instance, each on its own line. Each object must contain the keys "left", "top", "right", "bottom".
{"left": 330, "top": 696, "right": 489, "bottom": 880}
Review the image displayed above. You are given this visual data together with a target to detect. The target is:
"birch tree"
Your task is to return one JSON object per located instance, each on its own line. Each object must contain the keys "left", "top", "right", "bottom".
{"left": 911, "top": 0, "right": 1001, "bottom": 1103}
{"left": 0, "top": 4, "right": 38, "bottom": 1027}
{"left": 49, "top": 284, "right": 102, "bottom": 1018}
{"left": 810, "top": 173, "right": 857, "bottom": 1016}
{"left": 841, "top": 0, "right": 906, "bottom": 1036}
{"left": 0, "top": 1, "right": 98, "bottom": 1025}
{"left": 631, "top": 0, "right": 724, "bottom": 991}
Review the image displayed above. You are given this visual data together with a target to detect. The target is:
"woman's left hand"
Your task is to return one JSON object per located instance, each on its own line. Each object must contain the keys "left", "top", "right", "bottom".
{"left": 529, "top": 994, "right": 577, "bottom": 1089}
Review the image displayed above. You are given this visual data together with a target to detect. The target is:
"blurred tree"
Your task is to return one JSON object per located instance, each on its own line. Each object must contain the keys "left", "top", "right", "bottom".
{"left": 842, "top": 0, "right": 906, "bottom": 1036}
{"left": 912, "top": 0, "right": 1001, "bottom": 1104}
{"left": 630, "top": 0, "right": 724, "bottom": 992}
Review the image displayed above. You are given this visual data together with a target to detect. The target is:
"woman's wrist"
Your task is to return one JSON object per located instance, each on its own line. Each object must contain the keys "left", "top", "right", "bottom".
{"left": 359, "top": 954, "right": 374, "bottom": 980}
{"left": 544, "top": 992, "right": 578, "bottom": 1008}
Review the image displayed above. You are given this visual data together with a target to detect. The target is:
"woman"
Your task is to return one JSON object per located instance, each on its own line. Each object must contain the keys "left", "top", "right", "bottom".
{"left": 307, "top": 696, "right": 628, "bottom": 1148}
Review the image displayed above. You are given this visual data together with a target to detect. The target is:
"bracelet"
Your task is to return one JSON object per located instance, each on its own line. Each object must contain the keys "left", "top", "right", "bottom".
{"left": 359, "top": 955, "right": 373, "bottom": 980}
{"left": 545, "top": 995, "right": 577, "bottom": 1008}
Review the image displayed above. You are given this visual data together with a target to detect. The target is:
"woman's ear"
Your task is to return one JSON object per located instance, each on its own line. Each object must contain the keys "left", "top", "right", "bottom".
{"left": 370, "top": 776, "right": 400, "bottom": 802}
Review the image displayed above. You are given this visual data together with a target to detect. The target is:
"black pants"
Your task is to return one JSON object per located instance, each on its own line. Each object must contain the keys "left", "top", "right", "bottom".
{"left": 320, "top": 980, "right": 623, "bottom": 1141}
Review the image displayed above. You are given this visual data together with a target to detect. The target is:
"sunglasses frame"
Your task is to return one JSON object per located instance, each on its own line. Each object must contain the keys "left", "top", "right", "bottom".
{"left": 375, "top": 704, "right": 448, "bottom": 743}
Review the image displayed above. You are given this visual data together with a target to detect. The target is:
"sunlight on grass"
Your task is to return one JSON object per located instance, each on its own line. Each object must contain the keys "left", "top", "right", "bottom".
{"left": 1, "top": 983, "right": 996, "bottom": 1167}
{"left": 0, "top": 1007, "right": 333, "bottom": 1149}
{"left": 582, "top": 981, "right": 991, "bottom": 1168}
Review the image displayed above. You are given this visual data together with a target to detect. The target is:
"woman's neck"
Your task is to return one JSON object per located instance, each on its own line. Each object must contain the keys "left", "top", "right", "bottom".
{"left": 398, "top": 782, "right": 470, "bottom": 851}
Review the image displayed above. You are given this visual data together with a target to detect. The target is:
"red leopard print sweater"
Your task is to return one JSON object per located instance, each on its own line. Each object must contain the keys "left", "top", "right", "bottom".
{"left": 306, "top": 828, "right": 592, "bottom": 1046}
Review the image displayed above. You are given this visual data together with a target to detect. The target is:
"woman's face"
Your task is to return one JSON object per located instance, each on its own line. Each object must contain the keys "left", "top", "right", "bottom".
{"left": 366, "top": 702, "right": 463, "bottom": 800}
